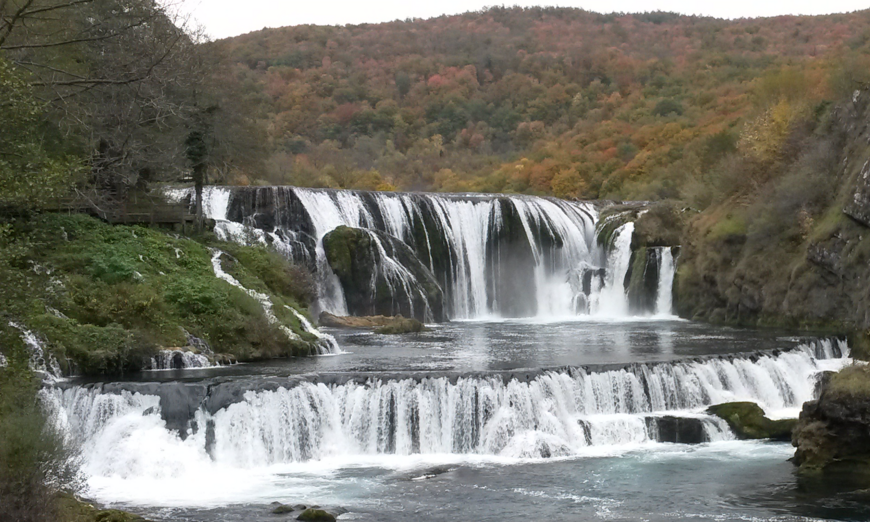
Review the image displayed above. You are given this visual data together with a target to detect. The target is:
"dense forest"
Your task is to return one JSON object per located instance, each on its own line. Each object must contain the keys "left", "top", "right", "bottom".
{"left": 218, "top": 7, "right": 870, "bottom": 202}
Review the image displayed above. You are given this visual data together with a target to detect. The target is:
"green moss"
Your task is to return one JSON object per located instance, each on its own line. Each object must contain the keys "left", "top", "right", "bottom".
{"left": 595, "top": 209, "right": 636, "bottom": 249}
{"left": 297, "top": 508, "right": 336, "bottom": 522}
{"left": 708, "top": 214, "right": 747, "bottom": 241}
{"left": 707, "top": 401, "right": 796, "bottom": 440}
{"left": 0, "top": 214, "right": 320, "bottom": 375}
{"left": 827, "top": 364, "right": 870, "bottom": 399}
{"left": 56, "top": 494, "right": 150, "bottom": 522}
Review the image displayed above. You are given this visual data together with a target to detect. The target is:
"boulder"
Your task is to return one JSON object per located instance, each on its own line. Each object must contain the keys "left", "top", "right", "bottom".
{"left": 322, "top": 226, "right": 444, "bottom": 322}
{"left": 707, "top": 401, "right": 796, "bottom": 441}
{"left": 297, "top": 509, "right": 336, "bottom": 522}
{"left": 792, "top": 364, "right": 870, "bottom": 472}
{"left": 645, "top": 415, "right": 708, "bottom": 444}
{"left": 272, "top": 504, "right": 295, "bottom": 514}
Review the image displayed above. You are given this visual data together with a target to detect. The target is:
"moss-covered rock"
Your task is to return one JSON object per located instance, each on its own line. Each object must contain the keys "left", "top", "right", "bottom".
{"left": 793, "top": 365, "right": 870, "bottom": 473}
{"left": 707, "top": 401, "right": 796, "bottom": 440}
{"left": 296, "top": 508, "right": 336, "bottom": 522}
{"left": 673, "top": 93, "right": 870, "bottom": 332}
{"left": 625, "top": 247, "right": 657, "bottom": 314}
{"left": 55, "top": 494, "right": 150, "bottom": 522}
{"left": 271, "top": 504, "right": 295, "bottom": 514}
{"left": 323, "top": 226, "right": 443, "bottom": 322}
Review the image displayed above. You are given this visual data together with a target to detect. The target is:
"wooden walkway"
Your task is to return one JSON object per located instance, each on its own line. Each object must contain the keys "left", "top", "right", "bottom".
{"left": 49, "top": 190, "right": 196, "bottom": 227}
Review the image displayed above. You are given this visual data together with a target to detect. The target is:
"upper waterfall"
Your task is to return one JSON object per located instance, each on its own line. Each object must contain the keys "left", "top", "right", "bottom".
{"left": 175, "top": 186, "right": 677, "bottom": 321}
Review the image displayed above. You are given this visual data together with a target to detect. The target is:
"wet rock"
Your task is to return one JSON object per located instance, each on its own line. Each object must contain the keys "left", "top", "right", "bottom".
{"left": 484, "top": 198, "right": 538, "bottom": 317}
{"left": 645, "top": 415, "right": 708, "bottom": 444}
{"left": 626, "top": 247, "right": 660, "bottom": 314}
{"left": 844, "top": 159, "right": 870, "bottom": 227}
{"left": 707, "top": 401, "right": 796, "bottom": 441}
{"left": 323, "top": 226, "right": 444, "bottom": 322}
{"left": 297, "top": 508, "right": 336, "bottom": 522}
{"left": 272, "top": 504, "right": 295, "bottom": 514}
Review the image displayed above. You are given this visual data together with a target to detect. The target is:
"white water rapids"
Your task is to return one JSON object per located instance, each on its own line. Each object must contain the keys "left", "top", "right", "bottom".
{"left": 41, "top": 339, "right": 848, "bottom": 506}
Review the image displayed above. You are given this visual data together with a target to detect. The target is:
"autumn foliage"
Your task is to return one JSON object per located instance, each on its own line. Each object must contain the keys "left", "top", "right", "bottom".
{"left": 218, "top": 6, "right": 870, "bottom": 201}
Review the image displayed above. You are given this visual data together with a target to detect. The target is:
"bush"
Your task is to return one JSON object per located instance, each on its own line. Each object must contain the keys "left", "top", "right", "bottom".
{"left": 652, "top": 98, "right": 683, "bottom": 117}
{"left": 0, "top": 334, "right": 81, "bottom": 522}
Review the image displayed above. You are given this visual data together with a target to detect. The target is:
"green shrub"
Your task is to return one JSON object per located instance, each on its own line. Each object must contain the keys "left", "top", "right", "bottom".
{"left": 164, "top": 277, "right": 230, "bottom": 317}
{"left": 0, "top": 333, "right": 81, "bottom": 521}
{"left": 652, "top": 98, "right": 683, "bottom": 117}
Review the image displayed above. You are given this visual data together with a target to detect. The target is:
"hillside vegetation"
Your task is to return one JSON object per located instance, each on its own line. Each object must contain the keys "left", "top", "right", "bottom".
{"left": 218, "top": 7, "right": 870, "bottom": 200}
{"left": 0, "top": 215, "right": 320, "bottom": 376}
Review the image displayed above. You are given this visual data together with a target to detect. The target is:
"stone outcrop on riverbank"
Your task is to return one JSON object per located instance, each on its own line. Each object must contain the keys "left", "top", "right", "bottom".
{"left": 792, "top": 364, "right": 870, "bottom": 474}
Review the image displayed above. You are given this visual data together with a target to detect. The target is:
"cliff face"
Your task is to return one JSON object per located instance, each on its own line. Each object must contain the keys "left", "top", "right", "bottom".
{"left": 675, "top": 90, "right": 870, "bottom": 337}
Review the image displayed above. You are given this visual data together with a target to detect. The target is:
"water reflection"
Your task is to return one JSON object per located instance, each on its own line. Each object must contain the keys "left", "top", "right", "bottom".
{"left": 105, "top": 320, "right": 822, "bottom": 384}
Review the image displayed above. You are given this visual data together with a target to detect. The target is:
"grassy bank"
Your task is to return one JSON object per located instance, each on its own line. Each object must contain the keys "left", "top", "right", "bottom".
{"left": 0, "top": 213, "right": 321, "bottom": 376}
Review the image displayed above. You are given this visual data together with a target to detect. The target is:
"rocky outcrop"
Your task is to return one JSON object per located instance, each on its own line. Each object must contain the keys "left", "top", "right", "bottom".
{"left": 319, "top": 312, "right": 425, "bottom": 334}
{"left": 297, "top": 509, "right": 337, "bottom": 522}
{"left": 792, "top": 364, "right": 870, "bottom": 472}
{"left": 322, "top": 226, "right": 444, "bottom": 322}
{"left": 707, "top": 401, "right": 796, "bottom": 441}
{"left": 644, "top": 415, "right": 709, "bottom": 443}
{"left": 632, "top": 201, "right": 685, "bottom": 249}
{"left": 844, "top": 159, "right": 870, "bottom": 227}
{"left": 268, "top": 503, "right": 344, "bottom": 521}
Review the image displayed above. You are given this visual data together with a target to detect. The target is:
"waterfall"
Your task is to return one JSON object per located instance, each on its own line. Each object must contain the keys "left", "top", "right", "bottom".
{"left": 589, "top": 223, "right": 634, "bottom": 317}
{"left": 149, "top": 350, "right": 214, "bottom": 370}
{"left": 185, "top": 186, "right": 692, "bottom": 321}
{"left": 44, "top": 339, "right": 848, "bottom": 468}
{"left": 287, "top": 307, "right": 341, "bottom": 355}
{"left": 9, "top": 321, "right": 63, "bottom": 381}
{"left": 655, "top": 247, "right": 676, "bottom": 316}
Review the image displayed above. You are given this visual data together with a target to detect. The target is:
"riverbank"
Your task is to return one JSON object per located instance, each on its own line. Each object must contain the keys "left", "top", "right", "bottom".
{"left": 0, "top": 214, "right": 328, "bottom": 378}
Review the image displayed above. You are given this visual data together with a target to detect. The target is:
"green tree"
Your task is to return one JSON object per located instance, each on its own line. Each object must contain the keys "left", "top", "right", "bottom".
{"left": 0, "top": 58, "right": 80, "bottom": 210}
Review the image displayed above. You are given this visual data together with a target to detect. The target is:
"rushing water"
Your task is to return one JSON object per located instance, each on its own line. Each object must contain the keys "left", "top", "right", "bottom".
{"left": 42, "top": 321, "right": 861, "bottom": 522}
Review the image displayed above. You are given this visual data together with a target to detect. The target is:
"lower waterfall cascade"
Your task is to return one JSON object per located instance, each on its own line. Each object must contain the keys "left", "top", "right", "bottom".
{"left": 43, "top": 338, "right": 848, "bottom": 473}
{"left": 169, "top": 186, "right": 678, "bottom": 321}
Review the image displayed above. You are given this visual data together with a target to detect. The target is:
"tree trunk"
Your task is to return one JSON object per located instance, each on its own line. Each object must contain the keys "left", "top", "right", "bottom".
{"left": 194, "top": 164, "right": 204, "bottom": 232}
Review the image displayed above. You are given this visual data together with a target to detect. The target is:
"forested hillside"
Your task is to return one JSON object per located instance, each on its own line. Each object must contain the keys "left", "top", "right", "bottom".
{"left": 218, "top": 7, "right": 870, "bottom": 200}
